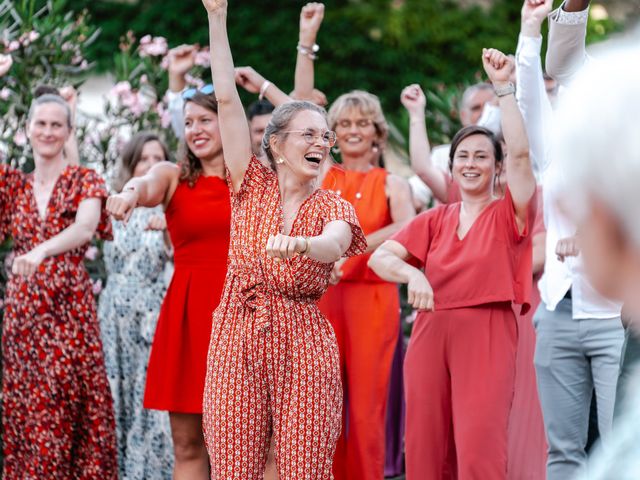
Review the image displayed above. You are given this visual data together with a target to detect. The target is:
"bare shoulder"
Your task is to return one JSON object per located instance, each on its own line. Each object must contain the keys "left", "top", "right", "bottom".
{"left": 386, "top": 173, "right": 411, "bottom": 194}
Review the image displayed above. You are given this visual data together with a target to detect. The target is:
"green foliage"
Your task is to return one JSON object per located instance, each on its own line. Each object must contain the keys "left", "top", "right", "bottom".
{"left": 0, "top": 0, "right": 99, "bottom": 169}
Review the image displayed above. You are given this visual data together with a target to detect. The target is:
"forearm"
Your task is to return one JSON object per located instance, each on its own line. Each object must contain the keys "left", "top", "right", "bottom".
{"left": 263, "top": 81, "right": 293, "bottom": 108}
{"left": 532, "top": 232, "right": 546, "bottom": 275}
{"left": 168, "top": 70, "right": 187, "bottom": 93}
{"left": 498, "top": 90, "right": 530, "bottom": 165}
{"left": 408, "top": 116, "right": 448, "bottom": 202}
{"left": 368, "top": 245, "right": 421, "bottom": 284}
{"left": 123, "top": 177, "right": 164, "bottom": 208}
{"left": 305, "top": 230, "right": 351, "bottom": 264}
{"left": 546, "top": 1, "right": 589, "bottom": 85}
{"left": 35, "top": 221, "right": 96, "bottom": 258}
{"left": 294, "top": 29, "right": 317, "bottom": 100}
{"left": 208, "top": 12, "right": 239, "bottom": 106}
{"left": 64, "top": 133, "right": 80, "bottom": 166}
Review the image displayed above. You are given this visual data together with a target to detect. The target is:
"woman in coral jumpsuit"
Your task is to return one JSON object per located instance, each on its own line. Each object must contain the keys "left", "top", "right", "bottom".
{"left": 107, "top": 92, "right": 230, "bottom": 480}
{"left": 199, "top": 1, "right": 366, "bottom": 478}
{"left": 319, "top": 90, "right": 414, "bottom": 480}
{"left": 370, "top": 49, "right": 537, "bottom": 479}
{"left": 1, "top": 94, "right": 117, "bottom": 479}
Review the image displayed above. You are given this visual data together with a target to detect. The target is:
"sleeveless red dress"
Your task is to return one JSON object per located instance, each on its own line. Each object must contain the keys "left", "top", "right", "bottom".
{"left": 144, "top": 175, "right": 230, "bottom": 413}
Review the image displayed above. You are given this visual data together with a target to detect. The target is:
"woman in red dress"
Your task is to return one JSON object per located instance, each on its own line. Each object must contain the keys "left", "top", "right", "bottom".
{"left": 107, "top": 91, "right": 230, "bottom": 480}
{"left": 199, "top": 0, "right": 366, "bottom": 478}
{"left": 319, "top": 90, "right": 414, "bottom": 480}
{"left": 369, "top": 49, "right": 537, "bottom": 479}
{"left": 1, "top": 94, "right": 117, "bottom": 478}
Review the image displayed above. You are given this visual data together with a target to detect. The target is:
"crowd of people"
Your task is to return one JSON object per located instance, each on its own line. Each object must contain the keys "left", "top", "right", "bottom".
{"left": 0, "top": 0, "right": 639, "bottom": 478}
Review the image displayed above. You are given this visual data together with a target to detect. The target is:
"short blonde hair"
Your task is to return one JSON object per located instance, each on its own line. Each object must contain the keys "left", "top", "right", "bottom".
{"left": 328, "top": 90, "right": 389, "bottom": 143}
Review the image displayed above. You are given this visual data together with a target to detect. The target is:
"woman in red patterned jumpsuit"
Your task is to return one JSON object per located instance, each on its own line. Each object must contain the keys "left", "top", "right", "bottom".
{"left": 199, "top": 0, "right": 367, "bottom": 478}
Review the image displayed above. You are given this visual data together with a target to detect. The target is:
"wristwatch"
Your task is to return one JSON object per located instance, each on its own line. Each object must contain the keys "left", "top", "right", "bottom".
{"left": 494, "top": 82, "right": 516, "bottom": 97}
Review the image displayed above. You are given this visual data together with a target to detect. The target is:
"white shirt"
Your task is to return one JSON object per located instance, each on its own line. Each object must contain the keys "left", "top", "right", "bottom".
{"left": 516, "top": 12, "right": 621, "bottom": 318}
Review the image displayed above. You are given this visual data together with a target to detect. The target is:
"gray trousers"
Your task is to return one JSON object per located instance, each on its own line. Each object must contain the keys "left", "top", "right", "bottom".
{"left": 533, "top": 298, "right": 624, "bottom": 480}
{"left": 614, "top": 324, "right": 640, "bottom": 418}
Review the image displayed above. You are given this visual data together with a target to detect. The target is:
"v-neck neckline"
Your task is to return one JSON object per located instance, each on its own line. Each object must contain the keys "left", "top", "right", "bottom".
{"left": 280, "top": 188, "right": 320, "bottom": 236}
{"left": 454, "top": 199, "right": 495, "bottom": 242}
{"left": 29, "top": 164, "right": 70, "bottom": 222}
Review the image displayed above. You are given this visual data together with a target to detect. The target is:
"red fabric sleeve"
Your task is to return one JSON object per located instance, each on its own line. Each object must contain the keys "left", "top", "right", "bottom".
{"left": 321, "top": 191, "right": 367, "bottom": 258}
{"left": 76, "top": 167, "right": 113, "bottom": 241}
{"left": 230, "top": 155, "right": 273, "bottom": 199}
{"left": 391, "top": 208, "right": 442, "bottom": 267}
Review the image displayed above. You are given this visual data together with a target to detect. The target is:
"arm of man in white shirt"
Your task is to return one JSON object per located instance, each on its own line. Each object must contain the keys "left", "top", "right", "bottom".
{"left": 545, "top": 0, "right": 590, "bottom": 86}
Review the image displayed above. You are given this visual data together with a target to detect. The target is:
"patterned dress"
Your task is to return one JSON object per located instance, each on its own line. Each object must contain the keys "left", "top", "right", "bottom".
{"left": 0, "top": 164, "right": 117, "bottom": 479}
{"left": 202, "top": 157, "right": 366, "bottom": 479}
{"left": 98, "top": 207, "right": 174, "bottom": 480}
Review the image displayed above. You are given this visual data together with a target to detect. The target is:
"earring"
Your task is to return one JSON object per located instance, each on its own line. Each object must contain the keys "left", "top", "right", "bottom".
{"left": 276, "top": 157, "right": 285, "bottom": 165}
{"left": 372, "top": 145, "right": 379, "bottom": 153}
{"left": 331, "top": 145, "right": 340, "bottom": 155}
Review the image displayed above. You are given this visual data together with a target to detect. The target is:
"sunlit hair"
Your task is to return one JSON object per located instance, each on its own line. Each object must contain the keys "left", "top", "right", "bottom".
{"left": 112, "top": 131, "right": 169, "bottom": 193}
{"left": 261, "top": 100, "right": 328, "bottom": 167}
{"left": 27, "top": 94, "right": 72, "bottom": 130}
{"left": 179, "top": 91, "right": 219, "bottom": 187}
{"left": 554, "top": 32, "right": 640, "bottom": 249}
{"left": 448, "top": 125, "right": 503, "bottom": 171}
{"left": 327, "top": 90, "right": 389, "bottom": 144}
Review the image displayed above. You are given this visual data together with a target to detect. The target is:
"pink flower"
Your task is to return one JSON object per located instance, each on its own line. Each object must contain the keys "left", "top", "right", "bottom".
{"left": 13, "top": 130, "right": 27, "bottom": 146}
{"left": 156, "top": 103, "right": 171, "bottom": 129}
{"left": 7, "top": 40, "right": 19, "bottom": 52}
{"left": 112, "top": 81, "right": 132, "bottom": 97}
{"left": 140, "top": 74, "right": 148, "bottom": 84}
{"left": 91, "top": 278, "right": 103, "bottom": 295}
{"left": 71, "top": 54, "right": 84, "bottom": 65}
{"left": 84, "top": 245, "right": 99, "bottom": 261}
{"left": 80, "top": 59, "right": 89, "bottom": 70}
{"left": 184, "top": 74, "right": 204, "bottom": 89}
{"left": 0, "top": 88, "right": 11, "bottom": 100}
{"left": 195, "top": 48, "right": 211, "bottom": 67}
{"left": 28, "top": 31, "right": 40, "bottom": 42}
{"left": 160, "top": 56, "right": 170, "bottom": 70}
{"left": 140, "top": 34, "right": 152, "bottom": 45}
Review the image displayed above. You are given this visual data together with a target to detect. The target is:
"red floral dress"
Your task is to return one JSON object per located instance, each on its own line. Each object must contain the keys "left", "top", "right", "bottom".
{"left": 0, "top": 164, "right": 117, "bottom": 479}
{"left": 203, "top": 157, "right": 367, "bottom": 479}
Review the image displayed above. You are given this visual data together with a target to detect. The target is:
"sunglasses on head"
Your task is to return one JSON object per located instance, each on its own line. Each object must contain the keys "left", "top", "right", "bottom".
{"left": 182, "top": 84, "right": 215, "bottom": 100}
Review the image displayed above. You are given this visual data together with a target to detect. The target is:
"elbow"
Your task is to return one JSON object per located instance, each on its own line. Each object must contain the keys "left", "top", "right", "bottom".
{"left": 77, "top": 225, "right": 96, "bottom": 246}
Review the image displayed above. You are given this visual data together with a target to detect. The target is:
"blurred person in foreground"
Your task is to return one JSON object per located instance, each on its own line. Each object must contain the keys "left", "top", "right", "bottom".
{"left": 551, "top": 27, "right": 640, "bottom": 480}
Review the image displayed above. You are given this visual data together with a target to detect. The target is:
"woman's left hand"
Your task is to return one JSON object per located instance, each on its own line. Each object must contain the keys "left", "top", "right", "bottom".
{"left": 266, "top": 234, "right": 306, "bottom": 260}
{"left": 12, "top": 247, "right": 46, "bottom": 276}
{"left": 481, "top": 48, "right": 513, "bottom": 85}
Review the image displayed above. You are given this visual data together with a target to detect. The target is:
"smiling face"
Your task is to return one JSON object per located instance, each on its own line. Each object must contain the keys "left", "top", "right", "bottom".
{"left": 184, "top": 101, "right": 222, "bottom": 161}
{"left": 334, "top": 107, "right": 380, "bottom": 158}
{"left": 270, "top": 109, "right": 332, "bottom": 182}
{"left": 132, "top": 140, "right": 167, "bottom": 178}
{"left": 451, "top": 133, "right": 499, "bottom": 195}
{"left": 27, "top": 102, "right": 71, "bottom": 160}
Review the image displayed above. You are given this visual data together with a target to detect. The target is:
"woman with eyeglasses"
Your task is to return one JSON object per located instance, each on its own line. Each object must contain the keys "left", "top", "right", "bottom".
{"left": 317, "top": 90, "right": 415, "bottom": 480}
{"left": 106, "top": 88, "right": 230, "bottom": 480}
{"left": 199, "top": 0, "right": 366, "bottom": 477}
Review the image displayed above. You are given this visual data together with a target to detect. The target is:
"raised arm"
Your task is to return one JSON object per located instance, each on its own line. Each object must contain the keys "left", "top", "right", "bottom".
{"left": 293, "top": 2, "right": 324, "bottom": 101}
{"left": 517, "top": 0, "right": 554, "bottom": 175}
{"left": 59, "top": 86, "right": 80, "bottom": 165}
{"left": 166, "top": 44, "right": 197, "bottom": 138}
{"left": 545, "top": 0, "right": 590, "bottom": 86}
{"left": 203, "top": 0, "right": 252, "bottom": 192}
{"left": 482, "top": 49, "right": 536, "bottom": 227}
{"left": 400, "top": 84, "right": 449, "bottom": 203}
{"left": 12, "top": 197, "right": 102, "bottom": 276}
{"left": 106, "top": 161, "right": 179, "bottom": 222}
{"left": 235, "top": 66, "right": 292, "bottom": 107}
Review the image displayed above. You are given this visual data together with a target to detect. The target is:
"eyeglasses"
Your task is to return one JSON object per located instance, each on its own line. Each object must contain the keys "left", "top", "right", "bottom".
{"left": 336, "top": 118, "right": 373, "bottom": 129}
{"left": 182, "top": 84, "right": 215, "bottom": 100}
{"left": 283, "top": 130, "right": 337, "bottom": 147}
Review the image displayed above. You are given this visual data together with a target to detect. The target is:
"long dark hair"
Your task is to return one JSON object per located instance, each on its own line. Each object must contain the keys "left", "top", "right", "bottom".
{"left": 112, "top": 131, "right": 169, "bottom": 192}
{"left": 179, "top": 92, "right": 219, "bottom": 187}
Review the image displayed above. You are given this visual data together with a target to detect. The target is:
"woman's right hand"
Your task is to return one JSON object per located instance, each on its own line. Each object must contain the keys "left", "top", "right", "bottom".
{"left": 234, "top": 66, "right": 267, "bottom": 94}
{"left": 201, "top": 0, "right": 227, "bottom": 14}
{"left": 407, "top": 270, "right": 435, "bottom": 311}
{"left": 106, "top": 191, "right": 138, "bottom": 223}
{"left": 401, "top": 84, "right": 427, "bottom": 117}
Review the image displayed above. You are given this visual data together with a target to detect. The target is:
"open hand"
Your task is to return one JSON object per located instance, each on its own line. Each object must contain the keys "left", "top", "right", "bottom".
{"left": 482, "top": 48, "right": 513, "bottom": 86}
{"left": 0, "top": 53, "right": 13, "bottom": 77}
{"left": 12, "top": 247, "right": 46, "bottom": 276}
{"left": 106, "top": 191, "right": 138, "bottom": 224}
{"left": 400, "top": 84, "right": 427, "bottom": 117}
{"left": 235, "top": 66, "right": 267, "bottom": 95}
{"left": 300, "top": 3, "right": 325, "bottom": 38}
{"left": 266, "top": 234, "right": 306, "bottom": 260}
